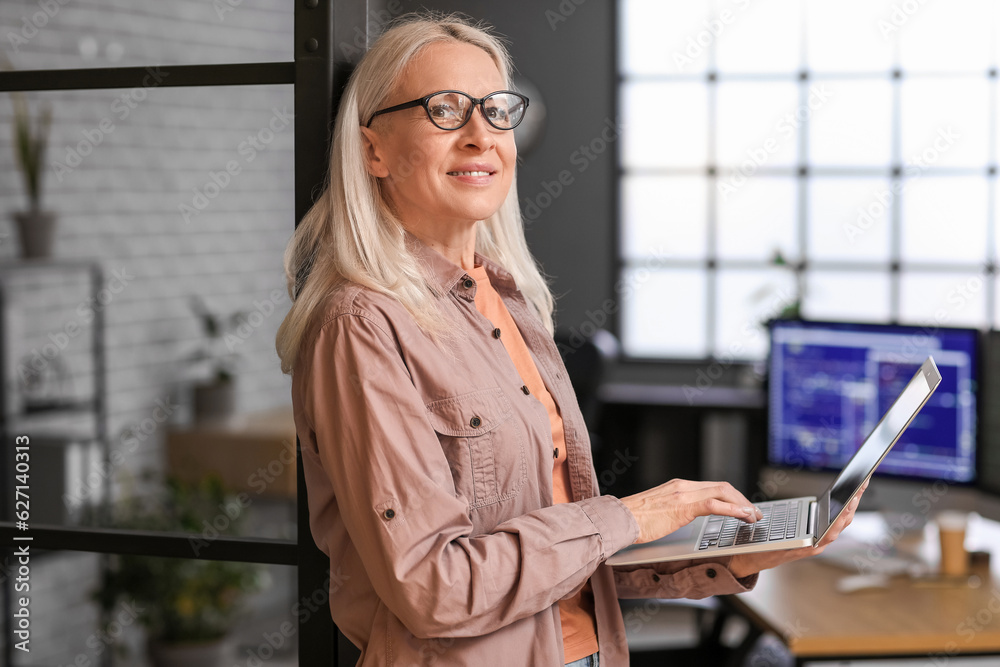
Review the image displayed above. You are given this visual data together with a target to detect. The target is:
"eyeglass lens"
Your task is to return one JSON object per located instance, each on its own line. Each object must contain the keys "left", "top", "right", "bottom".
{"left": 426, "top": 92, "right": 525, "bottom": 130}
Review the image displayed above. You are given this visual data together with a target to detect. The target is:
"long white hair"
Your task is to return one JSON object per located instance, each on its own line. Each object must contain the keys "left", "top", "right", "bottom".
{"left": 275, "top": 12, "right": 555, "bottom": 375}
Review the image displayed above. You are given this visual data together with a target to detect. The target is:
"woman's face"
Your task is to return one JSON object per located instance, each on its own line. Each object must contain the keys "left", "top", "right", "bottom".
{"left": 360, "top": 41, "right": 517, "bottom": 233}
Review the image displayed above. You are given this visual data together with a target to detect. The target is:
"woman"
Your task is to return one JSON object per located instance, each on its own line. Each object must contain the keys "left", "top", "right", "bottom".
{"left": 276, "top": 13, "right": 865, "bottom": 667}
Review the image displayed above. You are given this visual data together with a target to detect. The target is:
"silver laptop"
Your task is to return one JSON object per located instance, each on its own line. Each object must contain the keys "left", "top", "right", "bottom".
{"left": 607, "top": 356, "right": 942, "bottom": 566}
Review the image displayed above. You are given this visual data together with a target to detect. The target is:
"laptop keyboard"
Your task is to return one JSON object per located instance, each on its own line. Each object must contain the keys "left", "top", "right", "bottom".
{"left": 698, "top": 500, "right": 802, "bottom": 550}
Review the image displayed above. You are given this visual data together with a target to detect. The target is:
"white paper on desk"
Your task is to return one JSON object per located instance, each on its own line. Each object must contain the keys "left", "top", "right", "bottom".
{"left": 814, "top": 535, "right": 926, "bottom": 576}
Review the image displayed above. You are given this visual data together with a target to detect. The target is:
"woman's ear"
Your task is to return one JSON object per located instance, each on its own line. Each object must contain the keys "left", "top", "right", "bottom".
{"left": 359, "top": 126, "right": 390, "bottom": 178}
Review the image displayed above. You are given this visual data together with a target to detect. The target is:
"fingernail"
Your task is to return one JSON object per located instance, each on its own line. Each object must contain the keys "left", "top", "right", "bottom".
{"left": 743, "top": 507, "right": 755, "bottom": 517}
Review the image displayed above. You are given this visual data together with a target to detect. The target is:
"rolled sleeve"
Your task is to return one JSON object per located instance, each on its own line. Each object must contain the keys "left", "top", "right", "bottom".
{"left": 613, "top": 557, "right": 758, "bottom": 600}
{"left": 304, "top": 308, "right": 632, "bottom": 639}
{"left": 577, "top": 496, "right": 640, "bottom": 560}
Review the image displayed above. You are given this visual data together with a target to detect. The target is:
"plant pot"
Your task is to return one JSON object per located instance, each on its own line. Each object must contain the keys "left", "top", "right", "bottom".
{"left": 12, "top": 210, "right": 56, "bottom": 259}
{"left": 146, "top": 634, "right": 236, "bottom": 667}
{"left": 193, "top": 380, "right": 236, "bottom": 421}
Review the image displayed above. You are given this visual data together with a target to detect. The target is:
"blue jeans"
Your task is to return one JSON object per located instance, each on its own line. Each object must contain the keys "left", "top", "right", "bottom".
{"left": 565, "top": 652, "right": 599, "bottom": 667}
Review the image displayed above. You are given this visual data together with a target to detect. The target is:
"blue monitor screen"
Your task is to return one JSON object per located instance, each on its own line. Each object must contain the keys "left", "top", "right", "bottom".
{"left": 768, "top": 320, "right": 977, "bottom": 483}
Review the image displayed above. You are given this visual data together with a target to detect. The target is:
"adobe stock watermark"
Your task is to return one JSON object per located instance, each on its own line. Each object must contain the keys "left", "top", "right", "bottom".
{"left": 235, "top": 568, "right": 351, "bottom": 667}
{"left": 179, "top": 107, "right": 294, "bottom": 223}
{"left": 672, "top": 0, "right": 755, "bottom": 71}
{"left": 223, "top": 289, "right": 287, "bottom": 352}
{"left": 50, "top": 67, "right": 169, "bottom": 182}
{"left": 596, "top": 448, "right": 640, "bottom": 493}
{"left": 188, "top": 440, "right": 296, "bottom": 557}
{"left": 933, "top": 589, "right": 1000, "bottom": 664}
{"left": 844, "top": 126, "right": 959, "bottom": 245}
{"left": 63, "top": 396, "right": 177, "bottom": 510}
{"left": 335, "top": 0, "right": 404, "bottom": 60}
{"left": 681, "top": 286, "right": 798, "bottom": 404}
{"left": 556, "top": 245, "right": 669, "bottom": 358}
{"left": 544, "top": 0, "right": 589, "bottom": 31}
{"left": 57, "top": 600, "right": 144, "bottom": 667}
{"left": 877, "top": 268, "right": 988, "bottom": 371}
{"left": 6, "top": 0, "right": 72, "bottom": 53}
{"left": 521, "top": 117, "right": 625, "bottom": 222}
{"left": 851, "top": 478, "right": 949, "bottom": 575}
{"left": 878, "top": 0, "right": 931, "bottom": 40}
{"left": 718, "top": 83, "right": 834, "bottom": 201}
{"left": 17, "top": 267, "right": 134, "bottom": 387}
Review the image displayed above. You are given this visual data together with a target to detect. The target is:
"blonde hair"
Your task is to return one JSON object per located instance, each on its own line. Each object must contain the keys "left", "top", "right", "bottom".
{"left": 276, "top": 13, "right": 555, "bottom": 375}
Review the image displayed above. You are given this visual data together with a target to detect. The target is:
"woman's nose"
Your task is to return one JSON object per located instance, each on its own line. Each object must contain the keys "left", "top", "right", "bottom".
{"left": 458, "top": 106, "right": 498, "bottom": 149}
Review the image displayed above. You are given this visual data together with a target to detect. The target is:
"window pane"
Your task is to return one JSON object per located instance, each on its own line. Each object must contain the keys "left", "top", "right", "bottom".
{"left": 0, "top": 0, "right": 293, "bottom": 70}
{"left": 805, "top": 0, "right": 896, "bottom": 73}
{"left": 717, "top": 176, "right": 798, "bottom": 261}
{"left": 620, "top": 175, "right": 707, "bottom": 260}
{"left": 898, "top": 0, "right": 994, "bottom": 73}
{"left": 0, "top": 85, "right": 295, "bottom": 533}
{"left": 808, "top": 177, "right": 893, "bottom": 262}
{"left": 716, "top": 81, "right": 799, "bottom": 169}
{"left": 899, "top": 271, "right": 988, "bottom": 326}
{"left": 808, "top": 79, "right": 893, "bottom": 167}
{"left": 715, "top": 268, "right": 798, "bottom": 360}
{"left": 618, "top": 0, "right": 713, "bottom": 75}
{"left": 621, "top": 81, "right": 709, "bottom": 169}
{"left": 803, "top": 271, "right": 892, "bottom": 322}
{"left": 620, "top": 268, "right": 706, "bottom": 358}
{"left": 900, "top": 177, "right": 988, "bottom": 264}
{"left": 715, "top": 0, "right": 802, "bottom": 74}
{"left": 901, "top": 78, "right": 989, "bottom": 168}
{"left": 15, "top": 550, "right": 296, "bottom": 667}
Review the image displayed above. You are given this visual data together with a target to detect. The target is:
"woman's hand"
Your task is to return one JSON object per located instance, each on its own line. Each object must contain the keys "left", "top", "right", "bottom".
{"left": 727, "top": 480, "right": 869, "bottom": 579}
{"left": 620, "top": 479, "right": 764, "bottom": 545}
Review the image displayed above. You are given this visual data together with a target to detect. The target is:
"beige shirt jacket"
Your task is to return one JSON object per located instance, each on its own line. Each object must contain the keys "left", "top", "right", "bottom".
{"left": 292, "top": 235, "right": 757, "bottom": 666}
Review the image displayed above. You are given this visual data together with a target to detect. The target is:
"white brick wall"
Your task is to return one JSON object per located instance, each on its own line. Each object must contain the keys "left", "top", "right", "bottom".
{"left": 1, "top": 2, "right": 297, "bottom": 664}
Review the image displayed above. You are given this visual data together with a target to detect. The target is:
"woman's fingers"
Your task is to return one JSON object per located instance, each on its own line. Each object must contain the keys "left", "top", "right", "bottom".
{"left": 621, "top": 479, "right": 763, "bottom": 544}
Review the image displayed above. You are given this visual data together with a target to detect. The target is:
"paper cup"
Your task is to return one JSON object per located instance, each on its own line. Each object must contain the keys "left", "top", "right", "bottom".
{"left": 936, "top": 511, "right": 969, "bottom": 578}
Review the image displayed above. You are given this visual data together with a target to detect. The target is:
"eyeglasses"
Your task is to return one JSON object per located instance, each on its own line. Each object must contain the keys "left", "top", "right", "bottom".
{"left": 365, "top": 90, "right": 529, "bottom": 131}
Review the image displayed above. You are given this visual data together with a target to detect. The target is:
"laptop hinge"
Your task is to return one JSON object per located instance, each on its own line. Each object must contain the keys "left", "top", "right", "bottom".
{"left": 807, "top": 501, "right": 818, "bottom": 536}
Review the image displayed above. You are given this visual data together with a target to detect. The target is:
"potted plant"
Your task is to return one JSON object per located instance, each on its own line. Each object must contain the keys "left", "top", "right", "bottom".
{"left": 90, "top": 471, "right": 267, "bottom": 667}
{"left": 8, "top": 87, "right": 55, "bottom": 258}
{"left": 186, "top": 295, "right": 247, "bottom": 421}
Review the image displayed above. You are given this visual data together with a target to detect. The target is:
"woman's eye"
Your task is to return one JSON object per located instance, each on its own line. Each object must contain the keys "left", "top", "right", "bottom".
{"left": 429, "top": 105, "right": 456, "bottom": 118}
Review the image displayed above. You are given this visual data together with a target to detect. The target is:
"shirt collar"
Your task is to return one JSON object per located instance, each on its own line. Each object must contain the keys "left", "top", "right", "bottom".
{"left": 404, "top": 231, "right": 519, "bottom": 299}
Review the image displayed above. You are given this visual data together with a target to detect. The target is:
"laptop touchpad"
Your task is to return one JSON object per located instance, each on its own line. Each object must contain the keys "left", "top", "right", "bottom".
{"left": 651, "top": 522, "right": 699, "bottom": 545}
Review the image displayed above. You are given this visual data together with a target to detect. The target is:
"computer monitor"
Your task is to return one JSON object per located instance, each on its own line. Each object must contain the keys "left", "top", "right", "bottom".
{"left": 767, "top": 319, "right": 978, "bottom": 484}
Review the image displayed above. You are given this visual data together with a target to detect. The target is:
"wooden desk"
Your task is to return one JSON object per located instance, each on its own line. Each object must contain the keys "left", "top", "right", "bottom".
{"left": 166, "top": 405, "right": 297, "bottom": 498}
{"left": 723, "top": 512, "right": 1000, "bottom": 663}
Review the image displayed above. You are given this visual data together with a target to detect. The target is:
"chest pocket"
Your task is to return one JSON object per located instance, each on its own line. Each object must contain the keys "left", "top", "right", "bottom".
{"left": 426, "top": 386, "right": 527, "bottom": 509}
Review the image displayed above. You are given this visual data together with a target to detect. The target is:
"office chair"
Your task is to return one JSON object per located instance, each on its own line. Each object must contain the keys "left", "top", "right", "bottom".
{"left": 553, "top": 327, "right": 620, "bottom": 441}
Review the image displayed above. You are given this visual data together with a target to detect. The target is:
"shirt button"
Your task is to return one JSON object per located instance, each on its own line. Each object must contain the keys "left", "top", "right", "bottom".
{"left": 383, "top": 509, "right": 395, "bottom": 520}
{"left": 652, "top": 573, "right": 661, "bottom": 583}
{"left": 521, "top": 385, "right": 530, "bottom": 395}
{"left": 470, "top": 416, "right": 482, "bottom": 428}
{"left": 706, "top": 568, "right": 717, "bottom": 579}
{"left": 553, "top": 447, "right": 559, "bottom": 459}
{"left": 463, "top": 278, "right": 474, "bottom": 289}
{"left": 493, "top": 327, "right": 502, "bottom": 339}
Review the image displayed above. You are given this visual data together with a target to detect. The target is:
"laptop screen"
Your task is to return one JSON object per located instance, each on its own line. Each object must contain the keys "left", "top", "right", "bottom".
{"left": 825, "top": 359, "right": 940, "bottom": 525}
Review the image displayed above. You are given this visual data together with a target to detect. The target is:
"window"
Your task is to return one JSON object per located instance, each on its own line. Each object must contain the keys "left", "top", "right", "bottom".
{"left": 0, "top": 2, "right": 365, "bottom": 664}
{"left": 617, "top": 0, "right": 998, "bottom": 360}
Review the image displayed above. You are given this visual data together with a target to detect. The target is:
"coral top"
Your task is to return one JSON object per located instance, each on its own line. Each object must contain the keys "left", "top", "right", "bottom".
{"left": 468, "top": 265, "right": 599, "bottom": 662}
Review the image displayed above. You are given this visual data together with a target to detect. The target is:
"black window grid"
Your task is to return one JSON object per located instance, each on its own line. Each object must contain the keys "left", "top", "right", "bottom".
{"left": 615, "top": 5, "right": 1000, "bottom": 362}
{"left": 0, "top": 2, "right": 369, "bottom": 665}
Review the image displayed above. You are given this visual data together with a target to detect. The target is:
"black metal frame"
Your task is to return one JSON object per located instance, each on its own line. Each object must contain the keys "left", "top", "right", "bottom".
{"left": 0, "top": 1, "right": 371, "bottom": 664}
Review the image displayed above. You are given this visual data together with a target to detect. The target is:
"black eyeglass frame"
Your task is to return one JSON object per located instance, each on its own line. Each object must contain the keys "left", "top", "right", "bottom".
{"left": 364, "top": 89, "right": 529, "bottom": 130}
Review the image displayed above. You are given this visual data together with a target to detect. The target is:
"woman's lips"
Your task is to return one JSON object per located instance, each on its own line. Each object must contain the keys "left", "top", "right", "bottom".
{"left": 447, "top": 167, "right": 497, "bottom": 184}
{"left": 447, "top": 170, "right": 493, "bottom": 176}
